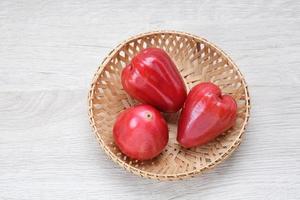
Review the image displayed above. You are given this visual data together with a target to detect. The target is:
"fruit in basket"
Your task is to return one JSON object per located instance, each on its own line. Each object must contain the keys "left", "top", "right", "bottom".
{"left": 113, "top": 104, "right": 168, "bottom": 160}
{"left": 121, "top": 48, "right": 187, "bottom": 113}
{"left": 177, "top": 82, "right": 237, "bottom": 148}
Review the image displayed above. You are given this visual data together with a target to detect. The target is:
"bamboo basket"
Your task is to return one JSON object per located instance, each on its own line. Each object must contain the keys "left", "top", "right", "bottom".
{"left": 88, "top": 31, "right": 250, "bottom": 180}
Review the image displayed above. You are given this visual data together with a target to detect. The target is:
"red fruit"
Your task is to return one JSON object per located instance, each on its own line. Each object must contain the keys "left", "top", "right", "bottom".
{"left": 121, "top": 48, "right": 187, "bottom": 112}
{"left": 177, "top": 82, "right": 237, "bottom": 148}
{"left": 113, "top": 104, "right": 168, "bottom": 160}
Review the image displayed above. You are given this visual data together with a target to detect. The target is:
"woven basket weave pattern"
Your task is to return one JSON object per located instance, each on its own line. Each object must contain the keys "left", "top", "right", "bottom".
{"left": 88, "top": 31, "right": 250, "bottom": 180}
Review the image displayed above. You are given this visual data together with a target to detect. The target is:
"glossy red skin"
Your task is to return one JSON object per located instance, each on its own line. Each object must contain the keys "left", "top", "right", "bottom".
{"left": 113, "top": 104, "right": 168, "bottom": 160}
{"left": 121, "top": 48, "right": 187, "bottom": 113}
{"left": 177, "top": 82, "right": 237, "bottom": 148}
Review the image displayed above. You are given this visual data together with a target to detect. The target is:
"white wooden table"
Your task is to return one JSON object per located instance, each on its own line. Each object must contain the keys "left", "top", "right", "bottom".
{"left": 1, "top": 1, "right": 299, "bottom": 199}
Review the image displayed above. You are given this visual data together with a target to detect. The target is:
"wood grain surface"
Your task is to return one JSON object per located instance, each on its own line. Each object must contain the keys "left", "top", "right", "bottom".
{"left": 0, "top": 0, "right": 299, "bottom": 199}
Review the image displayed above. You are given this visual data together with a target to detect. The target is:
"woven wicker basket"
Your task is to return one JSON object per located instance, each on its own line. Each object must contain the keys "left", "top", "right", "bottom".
{"left": 88, "top": 31, "right": 250, "bottom": 180}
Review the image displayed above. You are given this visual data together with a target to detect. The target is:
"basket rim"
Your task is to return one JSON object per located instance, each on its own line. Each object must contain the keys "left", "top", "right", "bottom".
{"left": 88, "top": 30, "right": 251, "bottom": 180}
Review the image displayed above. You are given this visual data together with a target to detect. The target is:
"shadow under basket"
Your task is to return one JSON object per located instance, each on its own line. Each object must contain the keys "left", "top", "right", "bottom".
{"left": 88, "top": 31, "right": 251, "bottom": 180}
